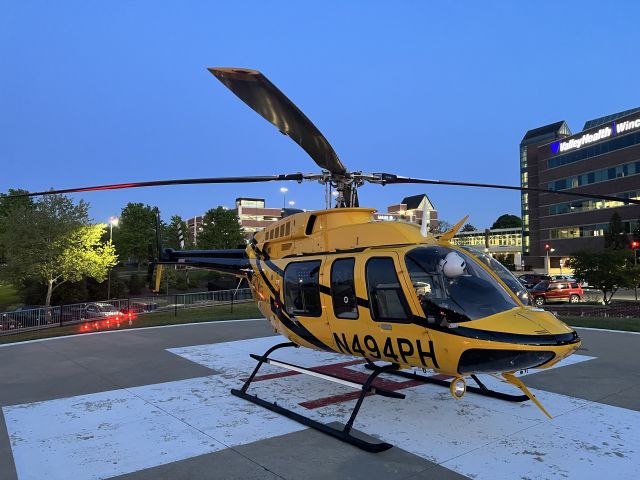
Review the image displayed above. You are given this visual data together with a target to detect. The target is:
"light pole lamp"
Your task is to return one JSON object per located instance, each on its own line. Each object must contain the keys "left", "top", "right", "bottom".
{"left": 107, "top": 216, "right": 119, "bottom": 299}
{"left": 544, "top": 243, "right": 554, "bottom": 275}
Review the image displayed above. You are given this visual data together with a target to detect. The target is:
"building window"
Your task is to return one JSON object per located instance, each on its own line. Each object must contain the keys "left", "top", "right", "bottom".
{"left": 548, "top": 190, "right": 640, "bottom": 216}
{"left": 330, "top": 258, "right": 358, "bottom": 319}
{"left": 365, "top": 257, "right": 411, "bottom": 321}
{"left": 284, "top": 261, "right": 322, "bottom": 317}
{"left": 548, "top": 161, "right": 640, "bottom": 191}
{"left": 549, "top": 220, "right": 638, "bottom": 240}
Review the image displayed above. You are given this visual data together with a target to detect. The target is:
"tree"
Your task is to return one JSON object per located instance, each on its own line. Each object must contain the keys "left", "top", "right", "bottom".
{"left": 566, "top": 249, "right": 636, "bottom": 304}
{"left": 491, "top": 214, "right": 522, "bottom": 229}
{"left": 198, "top": 207, "right": 245, "bottom": 249}
{"left": 461, "top": 223, "right": 477, "bottom": 232}
{"left": 114, "top": 203, "right": 159, "bottom": 269}
{"left": 163, "top": 215, "right": 193, "bottom": 250}
{"left": 432, "top": 220, "right": 452, "bottom": 235}
{"left": 604, "top": 211, "right": 627, "bottom": 249}
{"left": 0, "top": 189, "right": 35, "bottom": 263}
{"left": 0, "top": 194, "right": 117, "bottom": 306}
{"left": 633, "top": 216, "right": 640, "bottom": 243}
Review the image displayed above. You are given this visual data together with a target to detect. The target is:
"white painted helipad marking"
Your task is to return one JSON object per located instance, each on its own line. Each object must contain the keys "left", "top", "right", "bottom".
{"left": 3, "top": 336, "right": 638, "bottom": 480}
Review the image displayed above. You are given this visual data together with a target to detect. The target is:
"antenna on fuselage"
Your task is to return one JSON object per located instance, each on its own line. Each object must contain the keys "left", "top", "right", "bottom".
{"left": 420, "top": 200, "right": 430, "bottom": 237}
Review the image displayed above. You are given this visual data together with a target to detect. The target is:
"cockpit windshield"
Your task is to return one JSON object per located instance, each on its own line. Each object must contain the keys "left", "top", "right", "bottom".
{"left": 460, "top": 246, "right": 531, "bottom": 306}
{"left": 405, "top": 246, "right": 518, "bottom": 323}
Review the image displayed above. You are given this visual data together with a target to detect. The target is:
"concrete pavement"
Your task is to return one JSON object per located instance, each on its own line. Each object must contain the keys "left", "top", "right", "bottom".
{"left": 1, "top": 319, "right": 639, "bottom": 479}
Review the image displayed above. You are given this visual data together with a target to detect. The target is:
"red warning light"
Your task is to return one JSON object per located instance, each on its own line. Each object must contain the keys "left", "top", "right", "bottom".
{"left": 544, "top": 243, "right": 551, "bottom": 250}
{"left": 632, "top": 241, "right": 640, "bottom": 249}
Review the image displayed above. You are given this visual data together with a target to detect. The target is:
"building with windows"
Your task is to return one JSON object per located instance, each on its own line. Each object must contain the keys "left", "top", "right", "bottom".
{"left": 233, "top": 198, "right": 284, "bottom": 239}
{"left": 450, "top": 228, "right": 522, "bottom": 269}
{"left": 187, "top": 198, "right": 295, "bottom": 244}
{"left": 186, "top": 215, "right": 204, "bottom": 246}
{"left": 187, "top": 193, "right": 439, "bottom": 245}
{"left": 373, "top": 194, "right": 439, "bottom": 232}
{"left": 520, "top": 108, "right": 640, "bottom": 270}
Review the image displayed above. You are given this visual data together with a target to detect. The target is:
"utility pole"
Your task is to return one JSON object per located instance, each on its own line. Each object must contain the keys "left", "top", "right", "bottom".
{"left": 632, "top": 241, "right": 639, "bottom": 301}
{"left": 107, "top": 216, "right": 119, "bottom": 299}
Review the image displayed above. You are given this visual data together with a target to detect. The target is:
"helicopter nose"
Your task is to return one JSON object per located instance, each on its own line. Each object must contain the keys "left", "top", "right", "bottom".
{"left": 458, "top": 348, "right": 556, "bottom": 375}
{"left": 453, "top": 308, "right": 581, "bottom": 375}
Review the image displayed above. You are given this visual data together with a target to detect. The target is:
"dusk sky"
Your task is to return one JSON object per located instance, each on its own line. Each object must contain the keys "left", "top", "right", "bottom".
{"left": 2, "top": 1, "right": 639, "bottom": 228}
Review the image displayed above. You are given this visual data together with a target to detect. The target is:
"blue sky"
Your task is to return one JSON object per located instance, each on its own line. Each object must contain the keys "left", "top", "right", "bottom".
{"left": 1, "top": 1, "right": 639, "bottom": 228}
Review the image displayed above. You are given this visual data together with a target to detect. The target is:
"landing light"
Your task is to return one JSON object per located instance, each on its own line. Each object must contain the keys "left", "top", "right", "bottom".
{"left": 450, "top": 377, "right": 466, "bottom": 400}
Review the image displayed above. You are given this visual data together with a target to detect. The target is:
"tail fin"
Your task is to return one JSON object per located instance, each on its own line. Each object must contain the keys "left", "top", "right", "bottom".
{"left": 439, "top": 215, "right": 469, "bottom": 242}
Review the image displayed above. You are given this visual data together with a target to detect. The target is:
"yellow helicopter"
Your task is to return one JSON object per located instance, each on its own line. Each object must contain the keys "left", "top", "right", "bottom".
{"left": 17, "top": 67, "right": 640, "bottom": 452}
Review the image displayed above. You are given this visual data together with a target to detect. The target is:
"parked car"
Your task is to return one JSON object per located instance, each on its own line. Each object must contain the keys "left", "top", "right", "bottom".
{"left": 125, "top": 301, "right": 158, "bottom": 314}
{"left": 0, "top": 314, "right": 22, "bottom": 331}
{"left": 83, "top": 302, "right": 123, "bottom": 320}
{"left": 57, "top": 303, "right": 124, "bottom": 325}
{"left": 529, "top": 280, "right": 583, "bottom": 306}
{"left": 77, "top": 302, "right": 126, "bottom": 331}
{"left": 518, "top": 274, "right": 551, "bottom": 289}
{"left": 7, "top": 306, "right": 60, "bottom": 327}
{"left": 551, "top": 275, "right": 575, "bottom": 281}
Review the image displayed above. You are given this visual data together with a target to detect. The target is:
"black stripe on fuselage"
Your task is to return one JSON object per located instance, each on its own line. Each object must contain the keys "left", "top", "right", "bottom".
{"left": 249, "top": 244, "right": 333, "bottom": 352}
{"left": 411, "top": 315, "right": 579, "bottom": 346}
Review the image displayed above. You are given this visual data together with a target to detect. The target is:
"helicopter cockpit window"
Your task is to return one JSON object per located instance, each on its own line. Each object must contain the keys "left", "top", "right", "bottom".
{"left": 405, "top": 246, "right": 517, "bottom": 323}
{"left": 460, "top": 246, "right": 531, "bottom": 306}
{"left": 284, "top": 261, "right": 322, "bottom": 317}
{"left": 366, "top": 257, "right": 411, "bottom": 321}
{"left": 331, "top": 258, "right": 358, "bottom": 319}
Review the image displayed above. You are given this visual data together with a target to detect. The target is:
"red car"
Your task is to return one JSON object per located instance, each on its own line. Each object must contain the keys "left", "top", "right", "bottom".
{"left": 530, "top": 280, "right": 583, "bottom": 306}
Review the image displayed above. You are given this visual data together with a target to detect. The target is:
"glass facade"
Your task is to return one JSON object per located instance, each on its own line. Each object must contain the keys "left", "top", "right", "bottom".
{"left": 548, "top": 130, "right": 640, "bottom": 169}
{"left": 549, "top": 220, "right": 638, "bottom": 239}
{"left": 548, "top": 160, "right": 640, "bottom": 191}
{"left": 548, "top": 190, "right": 640, "bottom": 216}
{"left": 451, "top": 228, "right": 522, "bottom": 249}
{"left": 236, "top": 198, "right": 265, "bottom": 208}
{"left": 520, "top": 145, "right": 530, "bottom": 255}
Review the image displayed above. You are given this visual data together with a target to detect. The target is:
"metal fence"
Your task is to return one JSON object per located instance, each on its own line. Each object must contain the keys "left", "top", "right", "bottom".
{"left": 0, "top": 288, "right": 253, "bottom": 336}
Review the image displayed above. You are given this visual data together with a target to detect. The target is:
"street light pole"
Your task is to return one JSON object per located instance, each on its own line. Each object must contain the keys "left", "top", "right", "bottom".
{"left": 280, "top": 187, "right": 288, "bottom": 209}
{"left": 544, "top": 243, "right": 551, "bottom": 275}
{"left": 635, "top": 248, "right": 638, "bottom": 301}
{"left": 632, "top": 241, "right": 639, "bottom": 301}
{"left": 107, "top": 216, "right": 119, "bottom": 299}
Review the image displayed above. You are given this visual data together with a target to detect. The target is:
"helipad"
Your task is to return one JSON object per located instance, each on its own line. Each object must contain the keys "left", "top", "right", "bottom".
{"left": 1, "top": 319, "right": 639, "bottom": 479}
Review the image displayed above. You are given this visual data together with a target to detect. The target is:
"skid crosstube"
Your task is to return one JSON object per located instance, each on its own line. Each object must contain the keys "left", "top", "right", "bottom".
{"left": 364, "top": 363, "right": 529, "bottom": 402}
{"left": 231, "top": 342, "right": 401, "bottom": 453}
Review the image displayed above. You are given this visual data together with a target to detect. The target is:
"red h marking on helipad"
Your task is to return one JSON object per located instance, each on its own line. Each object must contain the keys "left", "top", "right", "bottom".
{"left": 245, "top": 360, "right": 452, "bottom": 409}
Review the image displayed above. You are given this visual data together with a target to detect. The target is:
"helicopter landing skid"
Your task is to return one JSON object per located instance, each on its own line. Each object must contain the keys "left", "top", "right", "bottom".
{"left": 363, "top": 362, "right": 529, "bottom": 402}
{"left": 231, "top": 342, "right": 403, "bottom": 453}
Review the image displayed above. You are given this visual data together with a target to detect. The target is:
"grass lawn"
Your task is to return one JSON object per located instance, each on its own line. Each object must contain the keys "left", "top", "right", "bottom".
{"left": 0, "top": 283, "right": 19, "bottom": 307}
{"left": 0, "top": 302, "right": 263, "bottom": 345}
{"left": 561, "top": 316, "right": 640, "bottom": 332}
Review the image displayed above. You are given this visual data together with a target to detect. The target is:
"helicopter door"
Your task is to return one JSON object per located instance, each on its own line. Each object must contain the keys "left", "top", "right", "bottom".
{"left": 357, "top": 252, "right": 437, "bottom": 368}
{"left": 282, "top": 259, "right": 333, "bottom": 347}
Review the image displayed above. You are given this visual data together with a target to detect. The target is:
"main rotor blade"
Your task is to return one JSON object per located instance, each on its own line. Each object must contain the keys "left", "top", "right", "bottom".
{"left": 383, "top": 176, "right": 640, "bottom": 205}
{"left": 8, "top": 174, "right": 305, "bottom": 198}
{"left": 209, "top": 67, "right": 346, "bottom": 175}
